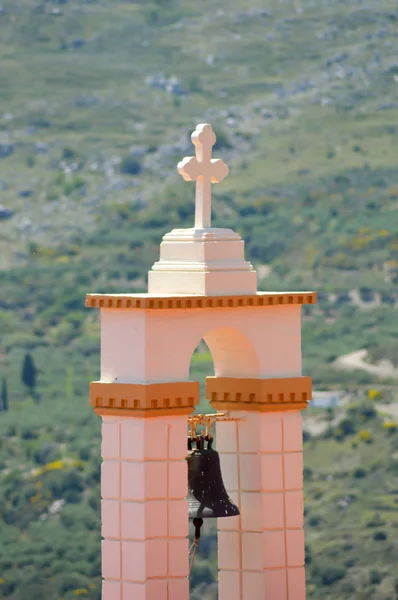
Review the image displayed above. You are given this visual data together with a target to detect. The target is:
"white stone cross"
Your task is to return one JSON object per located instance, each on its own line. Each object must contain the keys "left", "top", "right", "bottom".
{"left": 177, "top": 123, "right": 229, "bottom": 229}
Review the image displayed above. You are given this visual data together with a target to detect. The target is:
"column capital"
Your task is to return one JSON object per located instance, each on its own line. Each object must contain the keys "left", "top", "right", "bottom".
{"left": 206, "top": 376, "right": 311, "bottom": 412}
{"left": 90, "top": 381, "right": 199, "bottom": 418}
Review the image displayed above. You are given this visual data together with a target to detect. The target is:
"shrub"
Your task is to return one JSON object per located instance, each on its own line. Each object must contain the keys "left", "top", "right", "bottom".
{"left": 341, "top": 582, "right": 355, "bottom": 593}
{"left": 333, "top": 416, "right": 358, "bottom": 440}
{"left": 384, "top": 420, "right": 397, "bottom": 433}
{"left": 88, "top": 493, "right": 100, "bottom": 512}
{"left": 339, "top": 418, "right": 356, "bottom": 436}
{"left": 357, "top": 429, "right": 373, "bottom": 443}
{"left": 370, "top": 570, "right": 382, "bottom": 584}
{"left": 33, "top": 442, "right": 60, "bottom": 465}
{"left": 60, "top": 511, "right": 75, "bottom": 529}
{"left": 62, "top": 147, "right": 78, "bottom": 160}
{"left": 303, "top": 467, "right": 313, "bottom": 481}
{"left": 213, "top": 128, "right": 232, "bottom": 150}
{"left": 62, "top": 175, "right": 85, "bottom": 196}
{"left": 366, "top": 514, "right": 386, "bottom": 528}
{"left": 21, "top": 428, "right": 39, "bottom": 440}
{"left": 187, "top": 75, "right": 201, "bottom": 92}
{"left": 318, "top": 564, "right": 347, "bottom": 586}
{"left": 373, "top": 530, "right": 387, "bottom": 541}
{"left": 78, "top": 446, "right": 91, "bottom": 461}
{"left": 359, "top": 405, "right": 377, "bottom": 420}
{"left": 333, "top": 427, "right": 344, "bottom": 441}
{"left": 353, "top": 467, "right": 367, "bottom": 478}
{"left": 59, "top": 573, "right": 90, "bottom": 594}
{"left": 308, "top": 514, "right": 322, "bottom": 527}
{"left": 344, "top": 558, "right": 356, "bottom": 568}
{"left": 120, "top": 156, "right": 142, "bottom": 176}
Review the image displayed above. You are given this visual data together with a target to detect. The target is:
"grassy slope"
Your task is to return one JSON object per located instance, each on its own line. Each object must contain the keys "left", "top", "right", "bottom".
{"left": 0, "top": 0, "right": 398, "bottom": 598}
{"left": 303, "top": 400, "right": 398, "bottom": 600}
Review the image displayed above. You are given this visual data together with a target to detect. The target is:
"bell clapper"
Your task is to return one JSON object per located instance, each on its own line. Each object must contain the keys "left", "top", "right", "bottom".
{"left": 188, "top": 517, "right": 204, "bottom": 573}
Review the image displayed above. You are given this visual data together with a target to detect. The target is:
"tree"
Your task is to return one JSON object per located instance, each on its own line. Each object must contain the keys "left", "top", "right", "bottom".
{"left": 1, "top": 377, "right": 8, "bottom": 411}
{"left": 120, "top": 156, "right": 142, "bottom": 176}
{"left": 22, "top": 353, "right": 37, "bottom": 395}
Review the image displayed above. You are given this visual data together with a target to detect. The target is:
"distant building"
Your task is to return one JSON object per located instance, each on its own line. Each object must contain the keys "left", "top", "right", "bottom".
{"left": 311, "top": 391, "right": 342, "bottom": 408}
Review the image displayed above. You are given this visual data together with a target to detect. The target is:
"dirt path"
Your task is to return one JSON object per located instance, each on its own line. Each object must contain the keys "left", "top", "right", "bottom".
{"left": 378, "top": 403, "right": 398, "bottom": 419}
{"left": 334, "top": 349, "right": 398, "bottom": 380}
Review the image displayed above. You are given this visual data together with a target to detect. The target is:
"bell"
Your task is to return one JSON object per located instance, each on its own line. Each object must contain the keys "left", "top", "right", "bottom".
{"left": 186, "top": 436, "right": 240, "bottom": 519}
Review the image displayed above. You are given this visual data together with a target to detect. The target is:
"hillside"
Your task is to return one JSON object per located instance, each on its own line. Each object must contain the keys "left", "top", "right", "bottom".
{"left": 1, "top": 0, "right": 398, "bottom": 385}
{"left": 0, "top": 0, "right": 398, "bottom": 598}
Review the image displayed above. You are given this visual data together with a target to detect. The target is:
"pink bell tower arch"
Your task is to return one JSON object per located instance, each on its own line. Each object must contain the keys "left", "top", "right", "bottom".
{"left": 86, "top": 124, "right": 315, "bottom": 600}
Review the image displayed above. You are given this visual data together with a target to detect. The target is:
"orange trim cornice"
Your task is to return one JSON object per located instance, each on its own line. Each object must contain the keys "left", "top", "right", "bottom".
{"left": 85, "top": 291, "right": 316, "bottom": 310}
{"left": 90, "top": 381, "right": 199, "bottom": 417}
{"left": 206, "top": 376, "right": 312, "bottom": 412}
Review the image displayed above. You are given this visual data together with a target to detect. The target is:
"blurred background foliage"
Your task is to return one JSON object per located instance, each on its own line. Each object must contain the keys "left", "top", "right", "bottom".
{"left": 0, "top": 0, "right": 397, "bottom": 597}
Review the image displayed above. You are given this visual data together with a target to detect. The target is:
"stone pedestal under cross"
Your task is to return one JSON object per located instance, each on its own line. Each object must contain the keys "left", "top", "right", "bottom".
{"left": 148, "top": 123, "right": 257, "bottom": 296}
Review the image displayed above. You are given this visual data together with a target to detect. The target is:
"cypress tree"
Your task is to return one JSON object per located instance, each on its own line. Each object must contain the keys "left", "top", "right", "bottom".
{"left": 1, "top": 377, "right": 8, "bottom": 411}
{"left": 22, "top": 353, "right": 37, "bottom": 393}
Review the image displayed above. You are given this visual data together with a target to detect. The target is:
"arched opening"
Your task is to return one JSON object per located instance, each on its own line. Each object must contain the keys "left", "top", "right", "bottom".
{"left": 203, "top": 326, "right": 260, "bottom": 379}
{"left": 189, "top": 339, "right": 214, "bottom": 414}
{"left": 188, "top": 326, "right": 260, "bottom": 413}
{"left": 188, "top": 326, "right": 260, "bottom": 414}
{"left": 188, "top": 339, "right": 217, "bottom": 600}
{"left": 187, "top": 327, "right": 259, "bottom": 599}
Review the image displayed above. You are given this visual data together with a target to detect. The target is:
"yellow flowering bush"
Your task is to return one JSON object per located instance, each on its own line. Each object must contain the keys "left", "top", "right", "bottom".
{"left": 30, "top": 493, "right": 42, "bottom": 504}
{"left": 384, "top": 421, "right": 397, "bottom": 433}
{"left": 357, "top": 429, "right": 373, "bottom": 443}
{"left": 368, "top": 389, "right": 381, "bottom": 401}
{"left": 44, "top": 460, "right": 65, "bottom": 472}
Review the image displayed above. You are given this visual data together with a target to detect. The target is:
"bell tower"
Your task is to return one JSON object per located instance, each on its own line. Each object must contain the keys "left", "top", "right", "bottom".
{"left": 86, "top": 123, "right": 315, "bottom": 600}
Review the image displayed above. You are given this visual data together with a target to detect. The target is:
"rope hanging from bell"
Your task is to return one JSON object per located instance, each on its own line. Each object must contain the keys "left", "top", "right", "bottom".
{"left": 188, "top": 517, "right": 203, "bottom": 574}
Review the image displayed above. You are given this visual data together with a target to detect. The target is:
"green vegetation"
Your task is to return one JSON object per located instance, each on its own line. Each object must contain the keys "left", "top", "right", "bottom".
{"left": 304, "top": 397, "right": 398, "bottom": 599}
{"left": 0, "top": 0, "right": 397, "bottom": 597}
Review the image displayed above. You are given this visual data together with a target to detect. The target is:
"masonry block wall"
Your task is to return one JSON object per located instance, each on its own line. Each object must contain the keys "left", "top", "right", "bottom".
{"left": 216, "top": 411, "right": 305, "bottom": 600}
{"left": 100, "top": 415, "right": 190, "bottom": 600}
{"left": 87, "top": 299, "right": 313, "bottom": 600}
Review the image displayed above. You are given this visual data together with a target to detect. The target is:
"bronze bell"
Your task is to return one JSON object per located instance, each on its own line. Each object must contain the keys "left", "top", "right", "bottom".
{"left": 186, "top": 436, "right": 240, "bottom": 519}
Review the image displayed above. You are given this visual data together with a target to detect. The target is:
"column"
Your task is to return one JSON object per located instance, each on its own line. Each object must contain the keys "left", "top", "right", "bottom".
{"left": 216, "top": 410, "right": 305, "bottom": 600}
{"left": 101, "top": 415, "right": 190, "bottom": 600}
